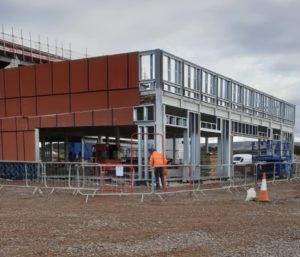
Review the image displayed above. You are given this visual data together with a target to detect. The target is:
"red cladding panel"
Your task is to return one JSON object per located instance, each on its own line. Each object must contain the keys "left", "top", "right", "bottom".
{"left": 75, "top": 111, "right": 93, "bottom": 126}
{"left": 0, "top": 99, "right": 5, "bottom": 117}
{"left": 71, "top": 92, "right": 107, "bottom": 112}
{"left": 113, "top": 107, "right": 134, "bottom": 125}
{"left": 21, "top": 97, "right": 36, "bottom": 116}
{"left": 57, "top": 113, "right": 74, "bottom": 127}
{"left": 108, "top": 54, "right": 128, "bottom": 89}
{"left": 17, "top": 132, "right": 25, "bottom": 160}
{"left": 128, "top": 52, "right": 139, "bottom": 88}
{"left": 0, "top": 132, "right": 2, "bottom": 159}
{"left": 28, "top": 117, "right": 40, "bottom": 130}
{"left": 70, "top": 59, "right": 88, "bottom": 93}
{"left": 2, "top": 132, "right": 17, "bottom": 160}
{"left": 20, "top": 66, "right": 36, "bottom": 97}
{"left": 4, "top": 68, "right": 20, "bottom": 98}
{"left": 88, "top": 56, "right": 108, "bottom": 91}
{"left": 52, "top": 61, "right": 70, "bottom": 94}
{"left": 16, "top": 118, "right": 28, "bottom": 131}
{"left": 37, "top": 95, "right": 70, "bottom": 115}
{"left": 6, "top": 98, "right": 21, "bottom": 116}
{"left": 36, "top": 63, "right": 52, "bottom": 95}
{"left": 2, "top": 117, "right": 16, "bottom": 131}
{"left": 24, "top": 131, "right": 35, "bottom": 161}
{"left": 93, "top": 109, "right": 112, "bottom": 126}
{"left": 40, "top": 115, "right": 57, "bottom": 128}
{"left": 0, "top": 70, "right": 5, "bottom": 98}
{"left": 109, "top": 89, "right": 139, "bottom": 108}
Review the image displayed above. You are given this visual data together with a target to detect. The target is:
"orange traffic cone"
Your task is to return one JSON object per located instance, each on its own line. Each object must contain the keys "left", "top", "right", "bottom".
{"left": 259, "top": 172, "right": 269, "bottom": 202}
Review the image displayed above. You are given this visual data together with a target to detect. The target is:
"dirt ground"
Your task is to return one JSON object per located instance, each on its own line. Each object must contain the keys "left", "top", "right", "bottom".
{"left": 0, "top": 181, "right": 299, "bottom": 257}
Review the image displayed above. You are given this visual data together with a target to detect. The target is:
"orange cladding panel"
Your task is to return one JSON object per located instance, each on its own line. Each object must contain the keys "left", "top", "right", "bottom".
{"left": 109, "top": 89, "right": 139, "bottom": 108}
{"left": 40, "top": 115, "right": 57, "bottom": 128}
{"left": 71, "top": 92, "right": 107, "bottom": 112}
{"left": 57, "top": 113, "right": 74, "bottom": 127}
{"left": 37, "top": 95, "right": 70, "bottom": 115}
{"left": 0, "top": 70, "right": 5, "bottom": 98}
{"left": 17, "top": 132, "right": 25, "bottom": 160}
{"left": 88, "top": 56, "right": 108, "bottom": 91}
{"left": 21, "top": 97, "right": 37, "bottom": 116}
{"left": 6, "top": 98, "right": 21, "bottom": 116}
{"left": 128, "top": 52, "right": 139, "bottom": 88}
{"left": 75, "top": 111, "right": 93, "bottom": 126}
{"left": 20, "top": 66, "right": 36, "bottom": 97}
{"left": 70, "top": 59, "right": 88, "bottom": 93}
{"left": 113, "top": 107, "right": 134, "bottom": 125}
{"left": 4, "top": 68, "right": 20, "bottom": 98}
{"left": 28, "top": 117, "right": 40, "bottom": 130}
{"left": 93, "top": 109, "right": 112, "bottom": 126}
{"left": 0, "top": 99, "right": 5, "bottom": 117}
{"left": 52, "top": 61, "right": 70, "bottom": 94}
{"left": 36, "top": 63, "right": 52, "bottom": 95}
{"left": 1, "top": 117, "right": 16, "bottom": 131}
{"left": 108, "top": 54, "right": 128, "bottom": 89}
{"left": 24, "top": 131, "right": 35, "bottom": 161}
{"left": 2, "top": 132, "right": 17, "bottom": 160}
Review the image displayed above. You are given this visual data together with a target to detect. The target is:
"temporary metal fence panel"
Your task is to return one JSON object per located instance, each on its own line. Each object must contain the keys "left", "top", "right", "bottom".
{"left": 43, "top": 162, "right": 78, "bottom": 189}
{"left": 0, "top": 161, "right": 42, "bottom": 187}
{"left": 0, "top": 160, "right": 299, "bottom": 196}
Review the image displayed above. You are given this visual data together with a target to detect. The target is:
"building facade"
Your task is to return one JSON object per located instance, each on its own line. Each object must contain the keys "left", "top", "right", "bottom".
{"left": 0, "top": 49, "right": 295, "bottom": 179}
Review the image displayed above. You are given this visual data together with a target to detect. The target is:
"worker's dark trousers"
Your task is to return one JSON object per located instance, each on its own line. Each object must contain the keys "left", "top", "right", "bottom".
{"left": 154, "top": 167, "right": 164, "bottom": 189}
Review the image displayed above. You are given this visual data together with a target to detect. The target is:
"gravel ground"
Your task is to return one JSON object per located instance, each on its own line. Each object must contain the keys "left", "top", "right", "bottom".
{"left": 0, "top": 181, "right": 299, "bottom": 257}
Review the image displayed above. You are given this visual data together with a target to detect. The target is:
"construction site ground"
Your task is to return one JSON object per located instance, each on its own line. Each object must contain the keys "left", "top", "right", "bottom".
{"left": 0, "top": 181, "right": 299, "bottom": 257}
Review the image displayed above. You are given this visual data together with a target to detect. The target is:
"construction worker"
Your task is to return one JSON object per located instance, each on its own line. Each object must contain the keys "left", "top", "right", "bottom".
{"left": 149, "top": 149, "right": 167, "bottom": 189}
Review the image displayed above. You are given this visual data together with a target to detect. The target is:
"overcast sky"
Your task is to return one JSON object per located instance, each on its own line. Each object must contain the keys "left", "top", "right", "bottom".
{"left": 1, "top": 0, "right": 300, "bottom": 140}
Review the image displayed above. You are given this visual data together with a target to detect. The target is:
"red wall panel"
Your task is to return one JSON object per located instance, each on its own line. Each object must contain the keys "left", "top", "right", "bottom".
{"left": 21, "top": 97, "right": 36, "bottom": 116}
{"left": 88, "top": 56, "right": 108, "bottom": 91}
{"left": 40, "top": 115, "right": 57, "bottom": 128}
{"left": 20, "top": 66, "right": 36, "bottom": 97}
{"left": 93, "top": 109, "right": 113, "bottom": 126}
{"left": 0, "top": 99, "right": 5, "bottom": 117}
{"left": 16, "top": 117, "right": 28, "bottom": 131}
{"left": 1, "top": 117, "right": 16, "bottom": 131}
{"left": 108, "top": 54, "right": 128, "bottom": 89}
{"left": 36, "top": 63, "right": 52, "bottom": 95}
{"left": 71, "top": 91, "right": 107, "bottom": 112}
{"left": 70, "top": 59, "right": 88, "bottom": 93}
{"left": 113, "top": 107, "right": 134, "bottom": 125}
{"left": 37, "top": 95, "right": 70, "bottom": 115}
{"left": 4, "top": 68, "right": 20, "bottom": 98}
{"left": 0, "top": 70, "right": 5, "bottom": 98}
{"left": 28, "top": 117, "right": 40, "bottom": 130}
{"left": 2, "top": 132, "right": 17, "bottom": 160}
{"left": 57, "top": 113, "right": 74, "bottom": 127}
{"left": 17, "top": 132, "right": 25, "bottom": 160}
{"left": 0, "top": 132, "right": 2, "bottom": 159}
{"left": 6, "top": 98, "right": 21, "bottom": 116}
{"left": 24, "top": 131, "right": 35, "bottom": 161}
{"left": 108, "top": 89, "right": 139, "bottom": 108}
{"left": 75, "top": 111, "right": 93, "bottom": 127}
{"left": 128, "top": 52, "right": 139, "bottom": 88}
{"left": 52, "top": 61, "right": 70, "bottom": 94}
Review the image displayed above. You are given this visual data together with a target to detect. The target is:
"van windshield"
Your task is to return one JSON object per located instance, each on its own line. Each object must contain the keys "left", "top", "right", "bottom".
{"left": 233, "top": 156, "right": 242, "bottom": 162}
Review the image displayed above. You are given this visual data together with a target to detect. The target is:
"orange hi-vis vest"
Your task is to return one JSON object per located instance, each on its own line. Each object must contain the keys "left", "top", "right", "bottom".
{"left": 150, "top": 151, "right": 166, "bottom": 168}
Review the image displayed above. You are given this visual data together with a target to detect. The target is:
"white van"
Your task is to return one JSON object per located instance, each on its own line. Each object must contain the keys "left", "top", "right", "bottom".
{"left": 232, "top": 154, "right": 252, "bottom": 165}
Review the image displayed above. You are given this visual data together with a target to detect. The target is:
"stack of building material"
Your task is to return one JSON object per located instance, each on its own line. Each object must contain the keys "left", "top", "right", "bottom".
{"left": 200, "top": 151, "right": 217, "bottom": 178}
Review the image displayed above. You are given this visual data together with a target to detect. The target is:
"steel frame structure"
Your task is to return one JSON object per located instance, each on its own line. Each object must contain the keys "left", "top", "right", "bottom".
{"left": 135, "top": 49, "right": 295, "bottom": 178}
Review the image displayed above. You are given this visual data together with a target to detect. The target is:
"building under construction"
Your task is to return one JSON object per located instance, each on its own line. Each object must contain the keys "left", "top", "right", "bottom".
{"left": 0, "top": 37, "right": 295, "bottom": 180}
